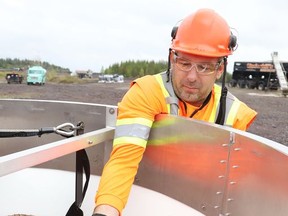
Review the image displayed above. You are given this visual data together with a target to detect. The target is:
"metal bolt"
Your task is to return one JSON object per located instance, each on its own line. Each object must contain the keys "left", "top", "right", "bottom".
{"left": 88, "top": 140, "right": 93, "bottom": 144}
{"left": 109, "top": 108, "right": 115, "bottom": 115}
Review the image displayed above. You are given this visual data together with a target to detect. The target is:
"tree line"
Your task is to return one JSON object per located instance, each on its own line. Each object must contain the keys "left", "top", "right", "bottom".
{"left": 0, "top": 58, "right": 70, "bottom": 74}
{"left": 103, "top": 60, "right": 168, "bottom": 78}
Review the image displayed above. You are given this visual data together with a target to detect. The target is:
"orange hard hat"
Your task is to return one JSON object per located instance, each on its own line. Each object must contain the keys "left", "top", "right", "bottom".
{"left": 171, "top": 8, "right": 237, "bottom": 57}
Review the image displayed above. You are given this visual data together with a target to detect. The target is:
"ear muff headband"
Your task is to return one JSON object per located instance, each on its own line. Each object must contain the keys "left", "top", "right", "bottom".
{"left": 171, "top": 26, "right": 178, "bottom": 40}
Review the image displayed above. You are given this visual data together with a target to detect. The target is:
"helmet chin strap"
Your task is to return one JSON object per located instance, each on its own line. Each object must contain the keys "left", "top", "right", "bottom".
{"left": 215, "top": 57, "right": 228, "bottom": 125}
{"left": 166, "top": 48, "right": 172, "bottom": 82}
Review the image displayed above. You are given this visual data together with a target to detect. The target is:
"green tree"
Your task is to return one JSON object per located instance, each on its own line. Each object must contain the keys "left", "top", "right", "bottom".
{"left": 104, "top": 60, "right": 167, "bottom": 78}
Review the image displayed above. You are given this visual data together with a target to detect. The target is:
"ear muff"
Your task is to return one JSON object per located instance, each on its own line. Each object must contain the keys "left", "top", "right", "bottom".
{"left": 171, "top": 26, "right": 178, "bottom": 40}
{"left": 229, "top": 33, "right": 237, "bottom": 51}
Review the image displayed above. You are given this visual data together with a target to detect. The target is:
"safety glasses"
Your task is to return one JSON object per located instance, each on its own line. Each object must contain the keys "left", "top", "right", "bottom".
{"left": 173, "top": 51, "right": 222, "bottom": 75}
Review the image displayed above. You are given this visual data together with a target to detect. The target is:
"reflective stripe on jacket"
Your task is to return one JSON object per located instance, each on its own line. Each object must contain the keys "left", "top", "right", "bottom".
{"left": 113, "top": 117, "right": 153, "bottom": 148}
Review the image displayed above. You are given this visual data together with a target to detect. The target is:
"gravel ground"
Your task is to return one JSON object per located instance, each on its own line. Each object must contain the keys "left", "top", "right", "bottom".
{"left": 0, "top": 80, "right": 287, "bottom": 145}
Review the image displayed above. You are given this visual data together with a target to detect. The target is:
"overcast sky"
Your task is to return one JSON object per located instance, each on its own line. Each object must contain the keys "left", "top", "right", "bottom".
{"left": 1, "top": 0, "right": 287, "bottom": 72}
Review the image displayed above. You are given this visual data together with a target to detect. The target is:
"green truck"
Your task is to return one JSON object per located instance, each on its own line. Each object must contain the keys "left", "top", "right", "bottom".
{"left": 27, "top": 66, "right": 47, "bottom": 85}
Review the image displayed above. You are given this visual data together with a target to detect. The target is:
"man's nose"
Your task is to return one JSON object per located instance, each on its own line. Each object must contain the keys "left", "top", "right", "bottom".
{"left": 186, "top": 65, "right": 198, "bottom": 81}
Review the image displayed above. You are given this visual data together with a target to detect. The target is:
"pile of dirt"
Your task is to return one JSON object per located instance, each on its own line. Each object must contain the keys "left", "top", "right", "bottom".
{"left": 0, "top": 81, "right": 287, "bottom": 145}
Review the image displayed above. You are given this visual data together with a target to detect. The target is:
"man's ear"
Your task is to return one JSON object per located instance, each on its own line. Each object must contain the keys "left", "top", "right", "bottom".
{"left": 216, "top": 63, "right": 225, "bottom": 79}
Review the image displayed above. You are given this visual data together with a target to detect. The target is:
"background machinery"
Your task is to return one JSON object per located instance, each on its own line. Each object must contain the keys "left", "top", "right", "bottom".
{"left": 229, "top": 52, "right": 288, "bottom": 96}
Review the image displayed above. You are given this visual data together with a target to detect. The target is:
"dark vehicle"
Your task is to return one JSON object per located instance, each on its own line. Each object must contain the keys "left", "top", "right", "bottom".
{"left": 229, "top": 61, "right": 288, "bottom": 91}
{"left": 5, "top": 73, "right": 23, "bottom": 84}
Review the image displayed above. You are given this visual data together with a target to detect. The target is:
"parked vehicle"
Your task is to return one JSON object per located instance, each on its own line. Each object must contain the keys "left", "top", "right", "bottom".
{"left": 27, "top": 66, "right": 47, "bottom": 85}
{"left": 98, "top": 74, "right": 124, "bottom": 83}
{"left": 5, "top": 73, "right": 23, "bottom": 84}
{"left": 229, "top": 60, "right": 288, "bottom": 91}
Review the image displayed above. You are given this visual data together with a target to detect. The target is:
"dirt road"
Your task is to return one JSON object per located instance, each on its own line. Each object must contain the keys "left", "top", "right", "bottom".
{"left": 0, "top": 81, "right": 287, "bottom": 145}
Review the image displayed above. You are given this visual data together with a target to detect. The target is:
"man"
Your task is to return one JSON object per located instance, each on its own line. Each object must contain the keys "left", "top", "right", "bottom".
{"left": 92, "top": 8, "right": 257, "bottom": 216}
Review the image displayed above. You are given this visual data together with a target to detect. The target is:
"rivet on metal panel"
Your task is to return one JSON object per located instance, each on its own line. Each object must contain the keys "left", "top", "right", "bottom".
{"left": 222, "top": 143, "right": 229, "bottom": 147}
{"left": 88, "top": 140, "right": 93, "bottom": 145}
{"left": 225, "top": 213, "right": 231, "bottom": 216}
{"left": 216, "top": 191, "right": 222, "bottom": 195}
{"left": 232, "top": 165, "right": 239, "bottom": 169}
{"left": 220, "top": 160, "right": 227, "bottom": 164}
{"left": 218, "top": 175, "right": 225, "bottom": 179}
{"left": 234, "top": 147, "right": 241, "bottom": 151}
{"left": 227, "top": 198, "right": 234, "bottom": 202}
{"left": 230, "top": 181, "right": 236, "bottom": 185}
{"left": 109, "top": 108, "right": 115, "bottom": 115}
{"left": 214, "top": 205, "right": 220, "bottom": 209}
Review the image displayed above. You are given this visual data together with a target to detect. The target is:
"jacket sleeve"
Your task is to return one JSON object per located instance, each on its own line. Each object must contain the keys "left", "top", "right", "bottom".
{"left": 233, "top": 102, "right": 257, "bottom": 131}
{"left": 95, "top": 143, "right": 145, "bottom": 213}
{"left": 95, "top": 75, "right": 166, "bottom": 213}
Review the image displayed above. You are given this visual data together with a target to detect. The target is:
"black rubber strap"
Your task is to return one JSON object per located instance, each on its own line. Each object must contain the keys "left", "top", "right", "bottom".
{"left": 66, "top": 122, "right": 91, "bottom": 216}
{"left": 215, "top": 57, "right": 228, "bottom": 125}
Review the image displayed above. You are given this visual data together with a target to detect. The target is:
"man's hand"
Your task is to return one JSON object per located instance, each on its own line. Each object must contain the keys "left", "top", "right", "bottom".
{"left": 93, "top": 205, "right": 119, "bottom": 216}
